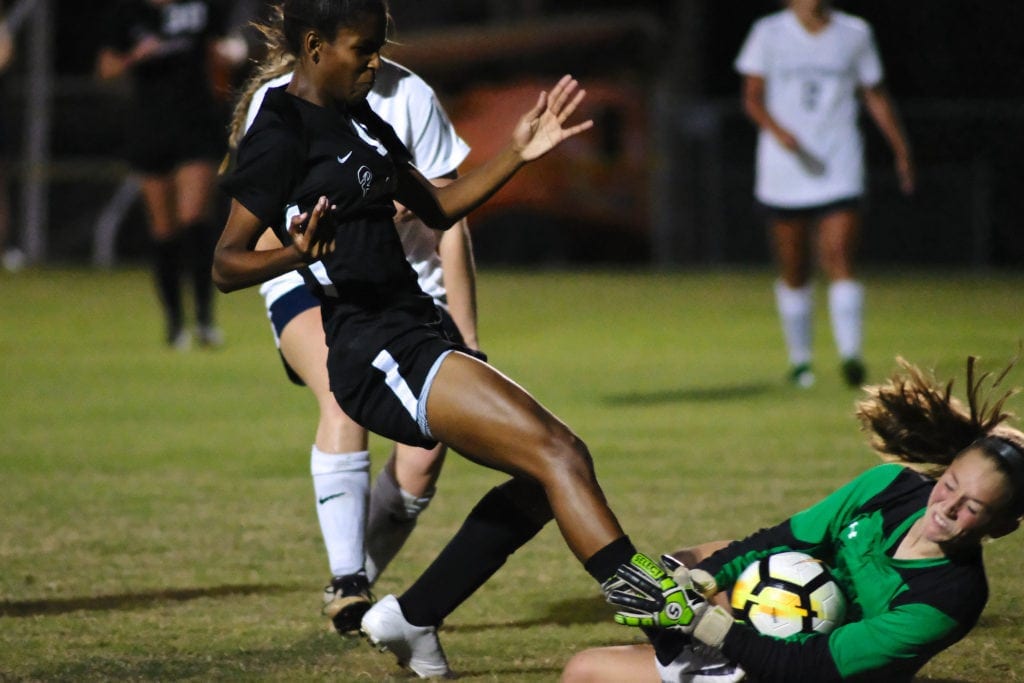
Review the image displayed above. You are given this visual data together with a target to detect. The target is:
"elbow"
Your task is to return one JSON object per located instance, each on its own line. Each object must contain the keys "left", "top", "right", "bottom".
{"left": 211, "top": 254, "right": 242, "bottom": 293}
{"left": 211, "top": 267, "right": 243, "bottom": 294}
{"left": 419, "top": 210, "right": 455, "bottom": 231}
{"left": 211, "top": 268, "right": 234, "bottom": 293}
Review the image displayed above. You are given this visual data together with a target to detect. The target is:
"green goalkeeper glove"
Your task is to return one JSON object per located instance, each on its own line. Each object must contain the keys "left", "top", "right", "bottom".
{"left": 606, "top": 553, "right": 734, "bottom": 648}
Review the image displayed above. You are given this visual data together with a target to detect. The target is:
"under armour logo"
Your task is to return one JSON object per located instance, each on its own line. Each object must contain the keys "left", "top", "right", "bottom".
{"left": 846, "top": 521, "right": 859, "bottom": 539}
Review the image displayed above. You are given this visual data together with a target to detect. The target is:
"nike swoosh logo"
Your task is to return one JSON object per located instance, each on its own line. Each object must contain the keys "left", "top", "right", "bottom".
{"left": 337, "top": 151, "right": 353, "bottom": 164}
{"left": 318, "top": 492, "right": 346, "bottom": 505}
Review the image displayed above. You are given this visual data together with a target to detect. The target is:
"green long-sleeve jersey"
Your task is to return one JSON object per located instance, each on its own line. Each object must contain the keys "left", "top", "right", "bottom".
{"left": 698, "top": 464, "right": 988, "bottom": 682}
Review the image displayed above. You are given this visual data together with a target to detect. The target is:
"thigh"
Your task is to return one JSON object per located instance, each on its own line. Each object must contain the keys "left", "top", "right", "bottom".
{"left": 280, "top": 306, "right": 369, "bottom": 452}
{"left": 173, "top": 161, "right": 216, "bottom": 225}
{"left": 279, "top": 306, "right": 332, "bottom": 395}
{"left": 138, "top": 175, "right": 176, "bottom": 239}
{"left": 425, "top": 352, "right": 579, "bottom": 480}
{"left": 816, "top": 208, "right": 861, "bottom": 280}
{"left": 769, "top": 216, "right": 814, "bottom": 287}
{"left": 562, "top": 645, "right": 659, "bottom": 683}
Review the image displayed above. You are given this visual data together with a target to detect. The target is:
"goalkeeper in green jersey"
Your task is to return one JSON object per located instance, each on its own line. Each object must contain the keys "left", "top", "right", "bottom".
{"left": 564, "top": 355, "right": 1024, "bottom": 683}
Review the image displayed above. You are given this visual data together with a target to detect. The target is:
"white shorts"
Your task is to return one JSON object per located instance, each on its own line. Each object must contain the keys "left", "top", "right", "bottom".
{"left": 655, "top": 644, "right": 746, "bottom": 683}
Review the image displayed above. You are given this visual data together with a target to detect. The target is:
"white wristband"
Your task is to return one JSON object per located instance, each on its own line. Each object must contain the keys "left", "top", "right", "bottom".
{"left": 693, "top": 605, "right": 733, "bottom": 649}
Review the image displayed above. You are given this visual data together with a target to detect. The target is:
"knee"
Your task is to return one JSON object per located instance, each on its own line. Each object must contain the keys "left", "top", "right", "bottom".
{"left": 561, "top": 649, "right": 602, "bottom": 682}
{"left": 533, "top": 428, "right": 595, "bottom": 483}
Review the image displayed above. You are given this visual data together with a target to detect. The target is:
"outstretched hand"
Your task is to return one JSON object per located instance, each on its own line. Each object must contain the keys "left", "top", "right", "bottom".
{"left": 289, "top": 195, "right": 337, "bottom": 262}
{"left": 513, "top": 75, "right": 593, "bottom": 162}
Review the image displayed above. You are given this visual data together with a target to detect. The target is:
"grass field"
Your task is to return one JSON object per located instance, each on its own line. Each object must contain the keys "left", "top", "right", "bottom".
{"left": 2, "top": 266, "right": 1023, "bottom": 682}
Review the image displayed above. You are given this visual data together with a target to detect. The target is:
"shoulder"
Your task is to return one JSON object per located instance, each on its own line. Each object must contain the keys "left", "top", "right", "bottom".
{"left": 369, "top": 58, "right": 438, "bottom": 109}
{"left": 239, "top": 88, "right": 305, "bottom": 157}
{"left": 854, "top": 463, "right": 916, "bottom": 489}
{"left": 247, "top": 73, "right": 295, "bottom": 132}
{"left": 831, "top": 11, "right": 875, "bottom": 39}
{"left": 856, "top": 464, "right": 932, "bottom": 504}
{"left": 751, "top": 10, "right": 788, "bottom": 33}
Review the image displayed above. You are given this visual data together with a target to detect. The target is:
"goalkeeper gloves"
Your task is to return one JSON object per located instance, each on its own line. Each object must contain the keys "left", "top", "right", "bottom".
{"left": 606, "top": 553, "right": 734, "bottom": 648}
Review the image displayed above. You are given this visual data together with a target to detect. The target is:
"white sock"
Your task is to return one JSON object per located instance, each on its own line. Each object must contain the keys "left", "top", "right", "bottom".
{"left": 310, "top": 446, "right": 370, "bottom": 578}
{"left": 364, "top": 466, "right": 434, "bottom": 585}
{"left": 774, "top": 280, "right": 814, "bottom": 366}
{"left": 828, "top": 279, "right": 864, "bottom": 360}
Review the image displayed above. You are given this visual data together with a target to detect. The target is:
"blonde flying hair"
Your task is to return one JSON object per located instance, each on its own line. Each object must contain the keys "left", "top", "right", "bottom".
{"left": 857, "top": 353, "right": 1024, "bottom": 517}
{"left": 227, "top": 4, "right": 295, "bottom": 151}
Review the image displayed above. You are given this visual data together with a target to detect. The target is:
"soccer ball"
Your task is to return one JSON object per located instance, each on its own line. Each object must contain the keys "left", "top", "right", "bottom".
{"left": 729, "top": 551, "right": 846, "bottom": 638}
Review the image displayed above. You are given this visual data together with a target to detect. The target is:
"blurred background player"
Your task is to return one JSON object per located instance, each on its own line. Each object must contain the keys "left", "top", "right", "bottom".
{"left": 568, "top": 355, "right": 1024, "bottom": 683}
{"left": 96, "top": 0, "right": 244, "bottom": 349}
{"left": 735, "top": 0, "right": 915, "bottom": 388}
{"left": 228, "top": 30, "right": 482, "bottom": 632}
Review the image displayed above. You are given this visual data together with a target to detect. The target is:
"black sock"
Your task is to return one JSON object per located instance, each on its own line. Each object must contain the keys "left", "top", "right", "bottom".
{"left": 398, "top": 478, "right": 551, "bottom": 627}
{"left": 153, "top": 235, "right": 184, "bottom": 337}
{"left": 184, "top": 221, "right": 215, "bottom": 326}
{"left": 583, "top": 535, "right": 636, "bottom": 585}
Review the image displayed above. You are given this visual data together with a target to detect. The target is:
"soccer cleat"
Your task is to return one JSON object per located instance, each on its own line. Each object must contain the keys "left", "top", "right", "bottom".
{"left": 787, "top": 363, "right": 815, "bottom": 388}
{"left": 196, "top": 324, "right": 224, "bottom": 348}
{"left": 840, "top": 358, "right": 866, "bottom": 388}
{"left": 2, "top": 247, "right": 25, "bottom": 272}
{"left": 322, "top": 573, "right": 374, "bottom": 634}
{"left": 361, "top": 594, "right": 453, "bottom": 679}
{"left": 167, "top": 328, "right": 191, "bottom": 352}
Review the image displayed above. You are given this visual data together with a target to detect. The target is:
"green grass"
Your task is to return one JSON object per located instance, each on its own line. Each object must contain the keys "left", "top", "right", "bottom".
{"left": 1, "top": 266, "right": 1023, "bottom": 682}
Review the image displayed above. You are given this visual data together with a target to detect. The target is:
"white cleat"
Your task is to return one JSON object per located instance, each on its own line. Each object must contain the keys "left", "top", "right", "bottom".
{"left": 360, "top": 594, "right": 454, "bottom": 679}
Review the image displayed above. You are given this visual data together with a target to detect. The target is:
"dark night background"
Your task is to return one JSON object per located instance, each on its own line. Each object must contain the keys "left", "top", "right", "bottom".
{"left": 54, "top": 1, "right": 1024, "bottom": 98}
{"left": 22, "top": 1, "right": 1024, "bottom": 266}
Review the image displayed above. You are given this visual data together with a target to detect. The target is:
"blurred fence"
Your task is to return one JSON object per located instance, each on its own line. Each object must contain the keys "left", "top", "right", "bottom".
{"left": 1, "top": 4, "right": 1020, "bottom": 269}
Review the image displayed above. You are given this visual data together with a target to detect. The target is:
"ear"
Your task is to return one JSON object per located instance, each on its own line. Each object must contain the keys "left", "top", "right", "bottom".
{"left": 988, "top": 515, "right": 1020, "bottom": 539}
{"left": 302, "top": 30, "right": 322, "bottom": 60}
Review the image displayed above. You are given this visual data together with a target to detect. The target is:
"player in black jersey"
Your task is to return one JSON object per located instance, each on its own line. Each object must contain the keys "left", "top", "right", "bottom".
{"left": 564, "top": 355, "right": 1024, "bottom": 683}
{"left": 97, "top": 0, "right": 242, "bottom": 349}
{"left": 214, "top": 1, "right": 665, "bottom": 676}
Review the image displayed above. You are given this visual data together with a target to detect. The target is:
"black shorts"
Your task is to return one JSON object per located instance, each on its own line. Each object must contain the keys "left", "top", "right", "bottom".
{"left": 267, "top": 284, "right": 467, "bottom": 391}
{"left": 758, "top": 196, "right": 863, "bottom": 222}
{"left": 329, "top": 317, "right": 465, "bottom": 450}
{"left": 127, "top": 106, "right": 225, "bottom": 175}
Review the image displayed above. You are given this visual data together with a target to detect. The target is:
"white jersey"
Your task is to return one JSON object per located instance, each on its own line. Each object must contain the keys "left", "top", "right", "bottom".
{"left": 249, "top": 58, "right": 471, "bottom": 310}
{"left": 735, "top": 10, "right": 883, "bottom": 207}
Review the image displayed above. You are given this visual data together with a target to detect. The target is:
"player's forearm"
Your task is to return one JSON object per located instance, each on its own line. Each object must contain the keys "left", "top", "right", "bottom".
{"left": 863, "top": 87, "right": 912, "bottom": 162}
{"left": 433, "top": 145, "right": 523, "bottom": 224}
{"left": 439, "top": 221, "right": 480, "bottom": 350}
{"left": 212, "top": 243, "right": 305, "bottom": 293}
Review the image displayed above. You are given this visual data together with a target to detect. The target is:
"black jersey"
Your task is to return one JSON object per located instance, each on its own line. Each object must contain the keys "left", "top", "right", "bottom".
{"left": 222, "top": 85, "right": 435, "bottom": 320}
{"left": 223, "top": 86, "right": 456, "bottom": 449}
{"left": 698, "top": 464, "right": 987, "bottom": 682}
{"left": 100, "top": 0, "right": 225, "bottom": 113}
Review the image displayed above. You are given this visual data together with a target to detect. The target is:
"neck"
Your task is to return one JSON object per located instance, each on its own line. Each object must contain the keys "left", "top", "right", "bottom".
{"left": 791, "top": 3, "right": 830, "bottom": 32}
{"left": 896, "top": 517, "right": 945, "bottom": 560}
{"left": 286, "top": 65, "right": 329, "bottom": 108}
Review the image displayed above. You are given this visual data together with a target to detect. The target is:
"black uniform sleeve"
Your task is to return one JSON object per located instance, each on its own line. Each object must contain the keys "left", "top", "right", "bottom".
{"left": 220, "top": 118, "right": 303, "bottom": 229}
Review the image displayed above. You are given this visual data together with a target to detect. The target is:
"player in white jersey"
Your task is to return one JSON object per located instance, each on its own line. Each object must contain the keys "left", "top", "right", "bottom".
{"left": 735, "top": 0, "right": 914, "bottom": 388}
{"left": 229, "top": 53, "right": 480, "bottom": 633}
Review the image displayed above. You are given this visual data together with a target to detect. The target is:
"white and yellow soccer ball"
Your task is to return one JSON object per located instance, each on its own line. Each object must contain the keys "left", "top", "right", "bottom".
{"left": 729, "top": 551, "right": 847, "bottom": 638}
